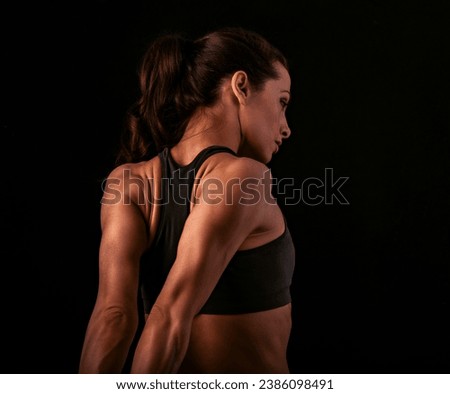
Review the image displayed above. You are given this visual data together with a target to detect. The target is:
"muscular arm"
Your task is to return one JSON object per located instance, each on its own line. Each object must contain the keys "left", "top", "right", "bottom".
{"left": 130, "top": 159, "right": 269, "bottom": 373}
{"left": 79, "top": 167, "right": 148, "bottom": 373}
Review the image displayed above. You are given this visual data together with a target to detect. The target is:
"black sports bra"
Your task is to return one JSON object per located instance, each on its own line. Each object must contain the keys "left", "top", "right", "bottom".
{"left": 139, "top": 145, "right": 295, "bottom": 314}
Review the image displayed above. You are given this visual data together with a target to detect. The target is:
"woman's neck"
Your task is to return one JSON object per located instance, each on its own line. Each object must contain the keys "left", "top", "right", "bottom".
{"left": 170, "top": 104, "right": 241, "bottom": 165}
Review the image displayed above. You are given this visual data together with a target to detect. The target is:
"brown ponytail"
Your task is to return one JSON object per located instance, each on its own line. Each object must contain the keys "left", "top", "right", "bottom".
{"left": 116, "top": 27, "right": 288, "bottom": 165}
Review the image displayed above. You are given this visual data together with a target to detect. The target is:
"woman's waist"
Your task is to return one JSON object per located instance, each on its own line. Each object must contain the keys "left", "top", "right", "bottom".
{"left": 179, "top": 304, "right": 292, "bottom": 373}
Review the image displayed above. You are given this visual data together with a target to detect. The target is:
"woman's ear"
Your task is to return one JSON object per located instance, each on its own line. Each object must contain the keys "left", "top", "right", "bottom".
{"left": 231, "top": 70, "right": 250, "bottom": 105}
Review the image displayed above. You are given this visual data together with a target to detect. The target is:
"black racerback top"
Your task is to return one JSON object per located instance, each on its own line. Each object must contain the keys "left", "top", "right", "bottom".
{"left": 139, "top": 145, "right": 295, "bottom": 314}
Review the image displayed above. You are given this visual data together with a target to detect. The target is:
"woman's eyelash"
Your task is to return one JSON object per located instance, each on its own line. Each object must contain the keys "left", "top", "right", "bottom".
{"left": 280, "top": 99, "right": 289, "bottom": 108}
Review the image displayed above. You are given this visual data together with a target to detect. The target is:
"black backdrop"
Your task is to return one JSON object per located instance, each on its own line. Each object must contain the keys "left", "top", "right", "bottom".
{"left": 2, "top": 0, "right": 449, "bottom": 373}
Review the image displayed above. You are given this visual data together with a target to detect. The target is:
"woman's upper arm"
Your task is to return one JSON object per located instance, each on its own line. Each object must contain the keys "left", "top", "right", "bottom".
{"left": 96, "top": 166, "right": 149, "bottom": 310}
{"left": 154, "top": 159, "right": 268, "bottom": 320}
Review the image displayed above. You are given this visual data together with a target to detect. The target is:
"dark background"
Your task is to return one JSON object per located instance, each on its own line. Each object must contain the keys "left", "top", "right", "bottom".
{"left": 2, "top": 0, "right": 449, "bottom": 373}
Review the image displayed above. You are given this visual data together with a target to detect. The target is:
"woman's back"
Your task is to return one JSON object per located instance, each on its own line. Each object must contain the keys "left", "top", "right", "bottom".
{"left": 126, "top": 146, "right": 294, "bottom": 372}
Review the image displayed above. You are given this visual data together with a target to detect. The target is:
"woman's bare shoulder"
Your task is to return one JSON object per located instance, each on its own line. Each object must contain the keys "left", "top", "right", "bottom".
{"left": 202, "top": 153, "right": 270, "bottom": 181}
{"left": 105, "top": 156, "right": 160, "bottom": 181}
{"left": 194, "top": 154, "right": 275, "bottom": 209}
{"left": 101, "top": 157, "right": 160, "bottom": 209}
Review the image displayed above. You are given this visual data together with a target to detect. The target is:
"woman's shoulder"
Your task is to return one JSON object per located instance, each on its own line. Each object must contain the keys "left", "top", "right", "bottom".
{"left": 195, "top": 153, "right": 275, "bottom": 207}
{"left": 101, "top": 157, "right": 160, "bottom": 209}
{"left": 105, "top": 156, "right": 160, "bottom": 182}
{"left": 202, "top": 152, "right": 271, "bottom": 181}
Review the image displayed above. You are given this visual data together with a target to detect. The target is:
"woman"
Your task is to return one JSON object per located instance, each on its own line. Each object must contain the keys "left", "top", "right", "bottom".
{"left": 79, "top": 26, "right": 295, "bottom": 373}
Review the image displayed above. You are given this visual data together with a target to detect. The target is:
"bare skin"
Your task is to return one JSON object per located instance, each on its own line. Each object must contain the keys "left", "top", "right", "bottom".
{"left": 79, "top": 63, "right": 292, "bottom": 373}
{"left": 179, "top": 305, "right": 292, "bottom": 373}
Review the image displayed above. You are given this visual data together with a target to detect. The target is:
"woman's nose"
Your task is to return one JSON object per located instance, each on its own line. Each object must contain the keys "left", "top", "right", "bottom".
{"left": 281, "top": 127, "right": 291, "bottom": 139}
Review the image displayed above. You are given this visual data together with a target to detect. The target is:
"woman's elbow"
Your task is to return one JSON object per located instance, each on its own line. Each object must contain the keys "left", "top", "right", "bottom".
{"left": 101, "top": 305, "right": 139, "bottom": 333}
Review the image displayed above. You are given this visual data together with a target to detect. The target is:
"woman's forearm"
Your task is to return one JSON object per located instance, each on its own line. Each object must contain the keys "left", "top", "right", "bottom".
{"left": 79, "top": 307, "right": 138, "bottom": 373}
{"left": 130, "top": 306, "right": 191, "bottom": 373}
